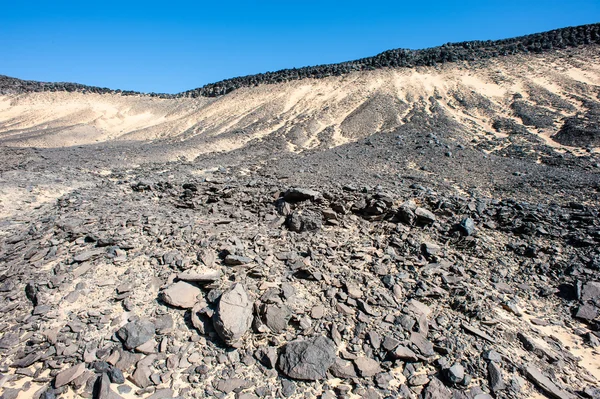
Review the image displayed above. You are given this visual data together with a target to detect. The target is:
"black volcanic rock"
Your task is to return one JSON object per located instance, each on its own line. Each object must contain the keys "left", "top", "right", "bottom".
{"left": 2, "top": 23, "right": 600, "bottom": 98}
{"left": 553, "top": 103, "right": 600, "bottom": 147}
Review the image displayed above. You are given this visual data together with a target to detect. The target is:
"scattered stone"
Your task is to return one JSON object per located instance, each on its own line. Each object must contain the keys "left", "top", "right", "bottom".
{"left": 54, "top": 363, "right": 86, "bottom": 388}
{"left": 213, "top": 283, "right": 253, "bottom": 345}
{"left": 488, "top": 361, "right": 506, "bottom": 392}
{"left": 177, "top": 269, "right": 221, "bottom": 283}
{"left": 445, "top": 363, "right": 465, "bottom": 384}
{"left": 117, "top": 320, "right": 155, "bottom": 350}
{"left": 353, "top": 357, "right": 381, "bottom": 377}
{"left": 391, "top": 346, "right": 418, "bottom": 361}
{"left": 278, "top": 336, "right": 336, "bottom": 380}
{"left": 423, "top": 377, "right": 452, "bottom": 399}
{"left": 410, "top": 332, "right": 435, "bottom": 356}
{"left": 216, "top": 378, "right": 248, "bottom": 394}
{"left": 160, "top": 281, "right": 201, "bottom": 308}
{"left": 261, "top": 303, "right": 292, "bottom": 333}
{"left": 459, "top": 217, "right": 476, "bottom": 235}
{"left": 283, "top": 188, "right": 321, "bottom": 202}
{"left": 462, "top": 323, "right": 494, "bottom": 342}
{"left": 108, "top": 367, "right": 125, "bottom": 384}
{"left": 415, "top": 207, "right": 436, "bottom": 224}
{"left": 224, "top": 255, "right": 253, "bottom": 266}
{"left": 523, "top": 365, "right": 576, "bottom": 399}
{"left": 330, "top": 358, "right": 358, "bottom": 379}
{"left": 73, "top": 250, "right": 104, "bottom": 263}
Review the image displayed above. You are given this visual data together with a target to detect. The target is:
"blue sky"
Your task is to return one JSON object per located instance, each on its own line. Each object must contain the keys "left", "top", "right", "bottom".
{"left": 1, "top": 1, "right": 598, "bottom": 93}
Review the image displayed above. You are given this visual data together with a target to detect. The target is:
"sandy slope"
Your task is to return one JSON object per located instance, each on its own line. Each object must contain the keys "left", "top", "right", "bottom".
{"left": 0, "top": 47, "right": 598, "bottom": 159}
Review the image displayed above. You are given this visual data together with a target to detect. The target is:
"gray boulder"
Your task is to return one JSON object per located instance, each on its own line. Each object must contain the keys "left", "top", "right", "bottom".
{"left": 117, "top": 320, "right": 155, "bottom": 350}
{"left": 278, "top": 336, "right": 336, "bottom": 380}
{"left": 213, "top": 283, "right": 253, "bottom": 345}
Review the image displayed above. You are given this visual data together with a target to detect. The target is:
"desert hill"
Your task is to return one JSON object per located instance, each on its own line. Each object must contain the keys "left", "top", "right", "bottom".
{"left": 0, "top": 44, "right": 599, "bottom": 158}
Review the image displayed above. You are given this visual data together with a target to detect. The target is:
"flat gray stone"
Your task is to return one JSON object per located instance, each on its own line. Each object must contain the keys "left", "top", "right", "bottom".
{"left": 330, "top": 358, "right": 357, "bottom": 379}
{"left": 353, "top": 357, "right": 381, "bottom": 377}
{"left": 283, "top": 187, "right": 321, "bottom": 202}
{"left": 73, "top": 249, "right": 104, "bottom": 263}
{"left": 415, "top": 207, "right": 436, "bottom": 223}
{"left": 55, "top": 362, "right": 86, "bottom": 388}
{"left": 423, "top": 377, "right": 452, "bottom": 399}
{"left": 410, "top": 332, "right": 435, "bottom": 356}
{"left": 177, "top": 269, "right": 221, "bottom": 283}
{"left": 462, "top": 322, "right": 494, "bottom": 342}
{"left": 488, "top": 361, "right": 506, "bottom": 392}
{"left": 160, "top": 281, "right": 201, "bottom": 308}
{"left": 262, "top": 303, "right": 292, "bottom": 333}
{"left": 224, "top": 255, "right": 253, "bottom": 266}
{"left": 524, "top": 365, "right": 576, "bottom": 399}
{"left": 392, "top": 345, "right": 418, "bottom": 361}
{"left": 582, "top": 281, "right": 600, "bottom": 302}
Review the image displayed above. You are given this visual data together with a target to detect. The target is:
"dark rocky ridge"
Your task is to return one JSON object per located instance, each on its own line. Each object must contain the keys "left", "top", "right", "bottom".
{"left": 1, "top": 23, "right": 600, "bottom": 98}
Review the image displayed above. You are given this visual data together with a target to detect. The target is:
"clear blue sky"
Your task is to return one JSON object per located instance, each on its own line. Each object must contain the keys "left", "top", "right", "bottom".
{"left": 1, "top": 1, "right": 598, "bottom": 93}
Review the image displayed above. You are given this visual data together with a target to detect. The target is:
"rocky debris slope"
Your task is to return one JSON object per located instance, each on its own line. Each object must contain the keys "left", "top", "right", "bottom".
{"left": 0, "top": 159, "right": 599, "bottom": 399}
{"left": 2, "top": 23, "right": 600, "bottom": 98}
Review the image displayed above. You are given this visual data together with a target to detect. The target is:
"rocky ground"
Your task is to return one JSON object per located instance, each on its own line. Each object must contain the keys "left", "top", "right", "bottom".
{"left": 0, "top": 107, "right": 599, "bottom": 399}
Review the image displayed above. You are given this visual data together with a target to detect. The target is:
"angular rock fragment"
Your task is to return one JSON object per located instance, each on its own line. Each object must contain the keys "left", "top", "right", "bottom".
{"left": 224, "top": 254, "right": 253, "bottom": 266}
{"left": 117, "top": 320, "right": 155, "bottom": 350}
{"left": 423, "top": 377, "right": 452, "bottom": 399}
{"left": 213, "top": 283, "right": 253, "bottom": 345}
{"left": 523, "top": 365, "right": 576, "bottom": 399}
{"left": 488, "top": 361, "right": 506, "bottom": 392}
{"left": 462, "top": 323, "right": 494, "bottom": 342}
{"left": 445, "top": 363, "right": 464, "bottom": 384}
{"left": 260, "top": 303, "right": 292, "bottom": 333}
{"left": 160, "top": 281, "right": 201, "bottom": 308}
{"left": 353, "top": 357, "right": 381, "bottom": 377}
{"left": 54, "top": 362, "right": 86, "bottom": 388}
{"left": 459, "top": 217, "right": 476, "bottom": 235}
{"left": 330, "top": 358, "right": 358, "bottom": 379}
{"left": 177, "top": 268, "right": 221, "bottom": 283}
{"left": 278, "top": 336, "right": 336, "bottom": 380}
{"left": 392, "top": 345, "right": 418, "bottom": 361}
{"left": 415, "top": 207, "right": 436, "bottom": 223}
{"left": 581, "top": 282, "right": 600, "bottom": 301}
{"left": 283, "top": 188, "right": 321, "bottom": 202}
{"left": 576, "top": 304, "right": 599, "bottom": 320}
{"left": 287, "top": 210, "right": 322, "bottom": 232}
{"left": 93, "top": 373, "right": 124, "bottom": 399}
{"left": 410, "top": 332, "right": 435, "bottom": 356}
